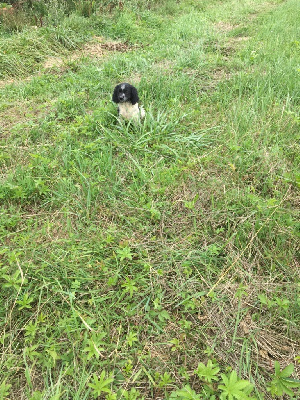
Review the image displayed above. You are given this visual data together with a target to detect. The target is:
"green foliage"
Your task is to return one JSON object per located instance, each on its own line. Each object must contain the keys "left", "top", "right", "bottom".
{"left": 121, "top": 277, "right": 138, "bottom": 297}
{"left": 2, "top": 269, "right": 24, "bottom": 291}
{"left": 170, "top": 362, "right": 255, "bottom": 400}
{"left": 88, "top": 371, "right": 114, "bottom": 398}
{"left": 170, "top": 360, "right": 254, "bottom": 400}
{"left": 120, "top": 387, "right": 144, "bottom": 400}
{"left": 83, "top": 332, "right": 106, "bottom": 360}
{"left": 126, "top": 331, "right": 138, "bottom": 347}
{"left": 16, "top": 292, "right": 34, "bottom": 310}
{"left": 0, "top": 380, "right": 11, "bottom": 399}
{"left": 218, "top": 370, "right": 254, "bottom": 400}
{"left": 258, "top": 293, "right": 291, "bottom": 312}
{"left": 267, "top": 361, "right": 300, "bottom": 398}
{"left": 158, "top": 372, "right": 174, "bottom": 388}
{"left": 116, "top": 246, "right": 133, "bottom": 261}
{"left": 170, "top": 385, "right": 202, "bottom": 400}
{"left": 195, "top": 360, "right": 220, "bottom": 383}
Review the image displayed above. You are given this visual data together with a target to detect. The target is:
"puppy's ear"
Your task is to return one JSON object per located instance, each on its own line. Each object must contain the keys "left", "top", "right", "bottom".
{"left": 112, "top": 85, "right": 119, "bottom": 103}
{"left": 131, "top": 86, "right": 139, "bottom": 105}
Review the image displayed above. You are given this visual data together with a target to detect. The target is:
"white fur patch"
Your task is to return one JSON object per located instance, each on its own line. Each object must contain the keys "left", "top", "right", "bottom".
{"left": 118, "top": 102, "right": 145, "bottom": 121}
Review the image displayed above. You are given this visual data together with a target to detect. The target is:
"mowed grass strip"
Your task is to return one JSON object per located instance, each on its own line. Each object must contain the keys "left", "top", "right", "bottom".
{"left": 0, "top": 0, "right": 299, "bottom": 399}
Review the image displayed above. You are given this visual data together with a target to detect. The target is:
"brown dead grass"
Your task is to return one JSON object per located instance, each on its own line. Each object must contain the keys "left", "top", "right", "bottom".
{"left": 0, "top": 78, "right": 15, "bottom": 88}
{"left": 214, "top": 21, "right": 236, "bottom": 33}
{"left": 43, "top": 36, "right": 138, "bottom": 69}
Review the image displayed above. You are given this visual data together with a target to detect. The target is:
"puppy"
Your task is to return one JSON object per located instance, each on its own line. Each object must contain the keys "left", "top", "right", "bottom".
{"left": 112, "top": 83, "right": 145, "bottom": 121}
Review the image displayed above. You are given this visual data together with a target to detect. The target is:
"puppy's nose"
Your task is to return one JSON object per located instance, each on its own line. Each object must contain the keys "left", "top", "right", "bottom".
{"left": 119, "top": 94, "right": 125, "bottom": 100}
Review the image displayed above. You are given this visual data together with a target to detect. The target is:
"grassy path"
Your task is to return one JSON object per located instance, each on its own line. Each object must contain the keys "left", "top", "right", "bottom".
{"left": 0, "top": 0, "right": 299, "bottom": 398}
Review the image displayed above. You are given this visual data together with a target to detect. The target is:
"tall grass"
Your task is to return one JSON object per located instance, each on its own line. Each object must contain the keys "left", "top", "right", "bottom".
{"left": 0, "top": 0, "right": 299, "bottom": 399}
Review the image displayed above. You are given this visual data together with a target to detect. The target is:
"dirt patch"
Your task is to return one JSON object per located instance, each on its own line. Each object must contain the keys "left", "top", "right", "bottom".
{"left": 231, "top": 36, "right": 250, "bottom": 42}
{"left": 80, "top": 37, "right": 132, "bottom": 59}
{"left": 91, "top": 37, "right": 132, "bottom": 53}
{"left": 211, "top": 67, "right": 231, "bottom": 80}
{"left": 154, "top": 59, "right": 174, "bottom": 72}
{"left": 0, "top": 78, "right": 15, "bottom": 88}
{"left": 214, "top": 21, "right": 235, "bottom": 33}
{"left": 82, "top": 36, "right": 142, "bottom": 56}
{"left": 42, "top": 37, "right": 137, "bottom": 70}
{"left": 43, "top": 56, "right": 65, "bottom": 69}
{"left": 184, "top": 66, "right": 232, "bottom": 93}
{"left": 219, "top": 36, "right": 250, "bottom": 58}
{"left": 226, "top": 35, "right": 250, "bottom": 50}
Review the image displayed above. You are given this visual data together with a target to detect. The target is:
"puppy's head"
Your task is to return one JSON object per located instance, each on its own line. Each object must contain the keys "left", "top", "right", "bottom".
{"left": 112, "top": 83, "right": 139, "bottom": 105}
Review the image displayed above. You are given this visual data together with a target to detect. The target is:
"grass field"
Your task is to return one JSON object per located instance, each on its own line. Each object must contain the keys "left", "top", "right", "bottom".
{"left": 0, "top": 0, "right": 299, "bottom": 399}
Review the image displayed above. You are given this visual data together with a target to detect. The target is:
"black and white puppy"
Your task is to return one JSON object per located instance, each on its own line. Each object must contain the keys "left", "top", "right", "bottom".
{"left": 112, "top": 83, "right": 145, "bottom": 121}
